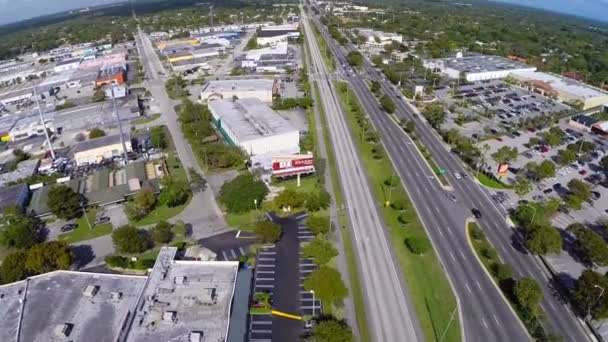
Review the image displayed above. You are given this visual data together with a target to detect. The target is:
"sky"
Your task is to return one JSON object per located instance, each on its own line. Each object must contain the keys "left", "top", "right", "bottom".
{"left": 491, "top": 0, "right": 608, "bottom": 23}
{"left": 0, "top": 0, "right": 123, "bottom": 26}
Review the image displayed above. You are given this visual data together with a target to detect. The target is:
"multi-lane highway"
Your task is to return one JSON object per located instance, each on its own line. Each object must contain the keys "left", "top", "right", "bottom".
{"left": 301, "top": 8, "right": 424, "bottom": 342}
{"left": 310, "top": 10, "right": 591, "bottom": 342}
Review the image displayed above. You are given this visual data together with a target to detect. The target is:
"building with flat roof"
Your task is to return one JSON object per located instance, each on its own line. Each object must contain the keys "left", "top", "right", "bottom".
{"left": 53, "top": 58, "right": 81, "bottom": 73}
{"left": 423, "top": 54, "right": 537, "bottom": 82}
{"left": 208, "top": 98, "right": 300, "bottom": 156}
{"left": 200, "top": 78, "right": 276, "bottom": 103}
{"left": 256, "top": 29, "right": 299, "bottom": 46}
{"left": 357, "top": 29, "right": 402, "bottom": 46}
{"left": 509, "top": 70, "right": 608, "bottom": 110}
{"left": 72, "top": 133, "right": 132, "bottom": 166}
{"left": 0, "top": 159, "right": 39, "bottom": 187}
{"left": 0, "top": 247, "right": 244, "bottom": 342}
{"left": 0, "top": 183, "right": 30, "bottom": 213}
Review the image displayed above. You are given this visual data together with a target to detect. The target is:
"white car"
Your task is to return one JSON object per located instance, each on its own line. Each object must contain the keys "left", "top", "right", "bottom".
{"left": 454, "top": 172, "right": 462, "bottom": 180}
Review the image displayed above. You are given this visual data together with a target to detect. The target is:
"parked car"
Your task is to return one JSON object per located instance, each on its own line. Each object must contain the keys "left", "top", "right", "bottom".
{"left": 543, "top": 188, "right": 553, "bottom": 194}
{"left": 94, "top": 216, "right": 110, "bottom": 225}
{"left": 60, "top": 223, "right": 76, "bottom": 232}
{"left": 471, "top": 208, "right": 482, "bottom": 219}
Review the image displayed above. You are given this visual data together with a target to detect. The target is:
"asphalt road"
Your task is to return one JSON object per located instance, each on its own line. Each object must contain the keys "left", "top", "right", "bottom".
{"left": 302, "top": 9, "right": 423, "bottom": 342}
{"left": 311, "top": 13, "right": 591, "bottom": 342}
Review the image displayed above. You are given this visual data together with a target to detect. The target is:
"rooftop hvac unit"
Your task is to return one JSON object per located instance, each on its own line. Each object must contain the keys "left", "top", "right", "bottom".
{"left": 162, "top": 311, "right": 177, "bottom": 323}
{"left": 110, "top": 292, "right": 123, "bottom": 301}
{"left": 54, "top": 323, "right": 73, "bottom": 338}
{"left": 82, "top": 285, "right": 99, "bottom": 298}
{"left": 189, "top": 331, "right": 204, "bottom": 342}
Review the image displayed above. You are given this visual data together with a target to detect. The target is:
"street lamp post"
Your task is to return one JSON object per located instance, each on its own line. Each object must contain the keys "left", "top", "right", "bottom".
{"left": 588, "top": 284, "right": 605, "bottom": 321}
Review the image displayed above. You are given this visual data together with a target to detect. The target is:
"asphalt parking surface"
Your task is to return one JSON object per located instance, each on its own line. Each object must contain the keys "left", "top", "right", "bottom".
{"left": 199, "top": 230, "right": 256, "bottom": 261}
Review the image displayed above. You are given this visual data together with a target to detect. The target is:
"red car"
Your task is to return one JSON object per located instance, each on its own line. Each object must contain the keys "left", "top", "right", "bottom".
{"left": 579, "top": 169, "right": 587, "bottom": 175}
{"left": 495, "top": 137, "right": 503, "bottom": 142}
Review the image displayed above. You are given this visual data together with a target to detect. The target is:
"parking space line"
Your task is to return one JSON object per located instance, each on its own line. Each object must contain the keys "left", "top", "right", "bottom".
{"left": 257, "top": 271, "right": 275, "bottom": 274}
{"left": 257, "top": 264, "right": 275, "bottom": 268}
{"left": 255, "top": 284, "right": 274, "bottom": 288}
{"left": 258, "top": 258, "right": 276, "bottom": 261}
{"left": 222, "top": 251, "right": 228, "bottom": 260}
{"left": 230, "top": 249, "right": 237, "bottom": 259}
{"left": 239, "top": 246, "right": 246, "bottom": 255}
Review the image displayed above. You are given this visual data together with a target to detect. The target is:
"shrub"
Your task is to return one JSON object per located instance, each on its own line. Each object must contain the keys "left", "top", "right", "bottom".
{"left": 254, "top": 220, "right": 282, "bottom": 243}
{"left": 404, "top": 236, "right": 431, "bottom": 255}
{"left": 150, "top": 221, "right": 173, "bottom": 244}
{"left": 219, "top": 173, "right": 268, "bottom": 214}
{"left": 111, "top": 225, "right": 151, "bottom": 254}
{"left": 391, "top": 199, "right": 406, "bottom": 211}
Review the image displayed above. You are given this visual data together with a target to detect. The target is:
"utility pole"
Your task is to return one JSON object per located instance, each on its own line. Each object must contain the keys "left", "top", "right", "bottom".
{"left": 209, "top": 5, "right": 214, "bottom": 28}
{"left": 33, "top": 86, "right": 55, "bottom": 160}
{"left": 110, "top": 85, "right": 130, "bottom": 165}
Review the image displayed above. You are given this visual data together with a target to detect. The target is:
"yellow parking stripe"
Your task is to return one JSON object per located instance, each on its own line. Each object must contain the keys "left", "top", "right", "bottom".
{"left": 271, "top": 310, "right": 302, "bottom": 320}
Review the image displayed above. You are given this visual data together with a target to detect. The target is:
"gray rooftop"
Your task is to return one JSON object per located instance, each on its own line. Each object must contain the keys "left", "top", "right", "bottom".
{"left": 439, "top": 55, "right": 535, "bottom": 74}
{"left": 201, "top": 78, "right": 275, "bottom": 94}
{"left": 0, "top": 248, "right": 240, "bottom": 342}
{"left": 72, "top": 133, "right": 130, "bottom": 154}
{"left": 0, "top": 159, "right": 39, "bottom": 187}
{"left": 125, "top": 248, "right": 240, "bottom": 342}
{"left": 0, "top": 271, "right": 147, "bottom": 342}
{"left": 208, "top": 98, "right": 299, "bottom": 142}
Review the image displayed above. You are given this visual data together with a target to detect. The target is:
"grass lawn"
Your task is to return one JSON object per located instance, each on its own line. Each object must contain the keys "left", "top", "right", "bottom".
{"left": 272, "top": 175, "right": 320, "bottom": 194}
{"left": 135, "top": 201, "right": 189, "bottom": 227}
{"left": 477, "top": 173, "right": 511, "bottom": 189}
{"left": 335, "top": 81, "right": 461, "bottom": 342}
{"left": 314, "top": 82, "right": 371, "bottom": 342}
{"left": 58, "top": 209, "right": 113, "bottom": 243}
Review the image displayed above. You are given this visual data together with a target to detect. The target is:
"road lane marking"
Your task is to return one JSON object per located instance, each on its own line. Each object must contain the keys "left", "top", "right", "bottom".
{"left": 230, "top": 249, "right": 237, "bottom": 259}
{"left": 482, "top": 318, "right": 489, "bottom": 329}
{"left": 465, "top": 283, "right": 472, "bottom": 294}
{"left": 449, "top": 252, "right": 456, "bottom": 262}
{"left": 460, "top": 251, "right": 467, "bottom": 261}
{"left": 475, "top": 281, "right": 482, "bottom": 290}
{"left": 493, "top": 315, "right": 501, "bottom": 327}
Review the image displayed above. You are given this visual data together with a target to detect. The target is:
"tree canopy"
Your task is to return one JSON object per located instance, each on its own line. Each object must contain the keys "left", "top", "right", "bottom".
{"left": 254, "top": 220, "right": 282, "bottom": 243}
{"left": 219, "top": 173, "right": 268, "bottom": 214}
{"left": 24, "top": 241, "right": 73, "bottom": 274}
{"left": 111, "top": 225, "right": 150, "bottom": 254}
{"left": 0, "top": 206, "right": 40, "bottom": 249}
{"left": 158, "top": 177, "right": 191, "bottom": 207}
{"left": 307, "top": 215, "right": 330, "bottom": 235}
{"left": 302, "top": 237, "right": 338, "bottom": 265}
{"left": 422, "top": 103, "right": 446, "bottom": 128}
{"left": 47, "top": 185, "right": 82, "bottom": 220}
{"left": 568, "top": 223, "right": 608, "bottom": 267}
{"left": 514, "top": 278, "right": 543, "bottom": 313}
{"left": 380, "top": 94, "right": 396, "bottom": 114}
{"left": 491, "top": 146, "right": 518, "bottom": 164}
{"left": 309, "top": 319, "right": 354, "bottom": 342}
{"left": 304, "top": 266, "right": 348, "bottom": 306}
{"left": 573, "top": 270, "right": 608, "bottom": 319}
{"left": 346, "top": 51, "right": 363, "bottom": 66}
{"left": 88, "top": 128, "right": 106, "bottom": 139}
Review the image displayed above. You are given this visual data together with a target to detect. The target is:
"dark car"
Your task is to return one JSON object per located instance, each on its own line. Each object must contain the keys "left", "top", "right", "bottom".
{"left": 60, "top": 223, "right": 76, "bottom": 232}
{"left": 471, "top": 208, "right": 482, "bottom": 219}
{"left": 553, "top": 183, "right": 562, "bottom": 190}
{"left": 543, "top": 188, "right": 553, "bottom": 194}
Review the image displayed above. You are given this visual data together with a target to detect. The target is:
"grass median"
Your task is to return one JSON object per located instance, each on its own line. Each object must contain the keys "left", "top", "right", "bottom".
{"left": 309, "top": 20, "right": 336, "bottom": 72}
{"left": 334, "top": 81, "right": 461, "bottom": 342}
{"left": 314, "top": 81, "right": 371, "bottom": 342}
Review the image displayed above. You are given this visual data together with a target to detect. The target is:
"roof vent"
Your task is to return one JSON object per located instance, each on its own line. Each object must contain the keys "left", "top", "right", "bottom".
{"left": 162, "top": 311, "right": 177, "bottom": 323}
{"left": 54, "top": 323, "right": 73, "bottom": 338}
{"left": 83, "top": 285, "right": 99, "bottom": 298}
{"left": 110, "top": 292, "right": 123, "bottom": 301}
{"left": 189, "top": 331, "right": 204, "bottom": 342}
{"left": 174, "top": 276, "right": 187, "bottom": 285}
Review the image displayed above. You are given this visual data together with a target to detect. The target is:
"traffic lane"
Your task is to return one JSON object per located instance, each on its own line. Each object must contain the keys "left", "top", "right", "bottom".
{"left": 309, "top": 54, "right": 392, "bottom": 340}
{"left": 350, "top": 73, "right": 524, "bottom": 341}
{"left": 369, "top": 97, "right": 526, "bottom": 342}
{"left": 308, "top": 26, "right": 421, "bottom": 342}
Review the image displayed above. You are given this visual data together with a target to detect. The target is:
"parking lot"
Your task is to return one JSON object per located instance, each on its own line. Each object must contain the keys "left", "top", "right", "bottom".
{"left": 439, "top": 80, "right": 571, "bottom": 138}
{"left": 298, "top": 219, "right": 321, "bottom": 329}
{"left": 248, "top": 246, "right": 277, "bottom": 342}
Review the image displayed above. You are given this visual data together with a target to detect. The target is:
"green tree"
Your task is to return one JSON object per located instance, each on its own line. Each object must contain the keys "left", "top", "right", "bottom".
{"left": 309, "top": 319, "right": 354, "bottom": 342}
{"left": 557, "top": 149, "right": 577, "bottom": 165}
{"left": 542, "top": 127, "right": 565, "bottom": 146}
{"left": 423, "top": 103, "right": 446, "bottom": 128}
{"left": 88, "top": 128, "right": 106, "bottom": 139}
{"left": 47, "top": 185, "right": 81, "bottom": 220}
{"left": 370, "top": 80, "right": 381, "bottom": 93}
{"left": 307, "top": 215, "right": 330, "bottom": 235}
{"left": 514, "top": 278, "right": 543, "bottom": 313}
{"left": 24, "top": 241, "right": 73, "bottom": 274}
{"left": 491, "top": 263, "right": 513, "bottom": 281}
{"left": 150, "top": 126, "right": 167, "bottom": 149}
{"left": 254, "top": 220, "right": 282, "bottom": 243}
{"left": 0, "top": 207, "right": 40, "bottom": 249}
{"left": 92, "top": 87, "right": 106, "bottom": 102}
{"left": 491, "top": 146, "right": 519, "bottom": 164}
{"left": 346, "top": 51, "right": 363, "bottom": 66}
{"left": 111, "top": 225, "right": 150, "bottom": 254}
{"left": 188, "top": 167, "right": 206, "bottom": 192}
{"left": 565, "top": 194, "right": 584, "bottom": 210}
{"left": 568, "top": 179, "right": 591, "bottom": 202}
{"left": 133, "top": 187, "right": 156, "bottom": 213}
{"left": 536, "top": 160, "right": 556, "bottom": 179}
{"left": 0, "top": 250, "right": 29, "bottom": 283}
{"left": 573, "top": 270, "right": 608, "bottom": 319}
{"left": 404, "top": 120, "right": 416, "bottom": 134}
{"left": 526, "top": 224, "right": 562, "bottom": 255}
{"left": 568, "top": 223, "right": 608, "bottom": 266}
{"left": 219, "top": 173, "right": 268, "bottom": 214}
{"left": 514, "top": 179, "right": 532, "bottom": 197}
{"left": 150, "top": 221, "right": 173, "bottom": 244}
{"left": 158, "top": 178, "right": 191, "bottom": 207}
{"left": 600, "top": 156, "right": 608, "bottom": 177}
{"left": 302, "top": 237, "right": 338, "bottom": 265}
{"left": 304, "top": 266, "right": 348, "bottom": 306}
{"left": 274, "top": 189, "right": 306, "bottom": 210}
{"left": 305, "top": 189, "right": 331, "bottom": 212}
{"left": 245, "top": 34, "right": 258, "bottom": 50}
{"left": 380, "top": 94, "right": 396, "bottom": 114}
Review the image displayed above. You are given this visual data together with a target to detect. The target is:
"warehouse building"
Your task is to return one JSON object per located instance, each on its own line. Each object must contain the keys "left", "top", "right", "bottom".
{"left": 357, "top": 29, "right": 402, "bottom": 46}
{"left": 208, "top": 98, "right": 300, "bottom": 156}
{"left": 0, "top": 247, "right": 248, "bottom": 342}
{"left": 509, "top": 70, "right": 608, "bottom": 110}
{"left": 256, "top": 28, "right": 299, "bottom": 46}
{"left": 200, "top": 78, "right": 276, "bottom": 103}
{"left": 423, "top": 54, "right": 537, "bottom": 82}
{"left": 72, "top": 133, "right": 132, "bottom": 166}
{"left": 53, "top": 58, "right": 82, "bottom": 73}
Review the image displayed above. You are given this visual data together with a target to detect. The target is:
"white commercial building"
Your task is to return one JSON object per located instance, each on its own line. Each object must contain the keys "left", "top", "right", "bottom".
{"left": 208, "top": 98, "right": 300, "bottom": 156}
{"left": 200, "top": 79, "right": 276, "bottom": 103}
{"left": 261, "top": 23, "right": 299, "bottom": 31}
{"left": 423, "top": 54, "right": 537, "bottom": 82}
{"left": 357, "top": 29, "right": 403, "bottom": 46}
{"left": 245, "top": 43, "right": 288, "bottom": 62}
{"left": 509, "top": 70, "right": 608, "bottom": 110}
{"left": 53, "top": 58, "right": 82, "bottom": 73}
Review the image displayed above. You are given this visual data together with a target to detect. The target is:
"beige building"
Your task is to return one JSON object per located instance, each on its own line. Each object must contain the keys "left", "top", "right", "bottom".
{"left": 72, "top": 133, "right": 132, "bottom": 166}
{"left": 509, "top": 70, "right": 608, "bottom": 110}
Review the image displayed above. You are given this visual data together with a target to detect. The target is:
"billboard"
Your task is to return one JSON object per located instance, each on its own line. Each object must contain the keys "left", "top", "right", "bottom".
{"left": 497, "top": 163, "right": 509, "bottom": 176}
{"left": 272, "top": 154, "right": 315, "bottom": 177}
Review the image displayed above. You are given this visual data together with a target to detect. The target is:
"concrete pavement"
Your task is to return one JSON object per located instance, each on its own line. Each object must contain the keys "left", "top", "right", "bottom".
{"left": 303, "top": 9, "right": 423, "bottom": 342}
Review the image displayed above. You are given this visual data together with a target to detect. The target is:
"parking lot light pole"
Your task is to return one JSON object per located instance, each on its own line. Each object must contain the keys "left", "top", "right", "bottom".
{"left": 310, "top": 290, "right": 315, "bottom": 317}
{"left": 80, "top": 199, "right": 92, "bottom": 230}
{"left": 33, "top": 86, "right": 56, "bottom": 160}
{"left": 588, "top": 284, "right": 605, "bottom": 321}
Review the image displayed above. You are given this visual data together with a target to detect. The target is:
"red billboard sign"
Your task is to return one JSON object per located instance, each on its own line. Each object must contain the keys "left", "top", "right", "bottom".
{"left": 272, "top": 155, "right": 315, "bottom": 176}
